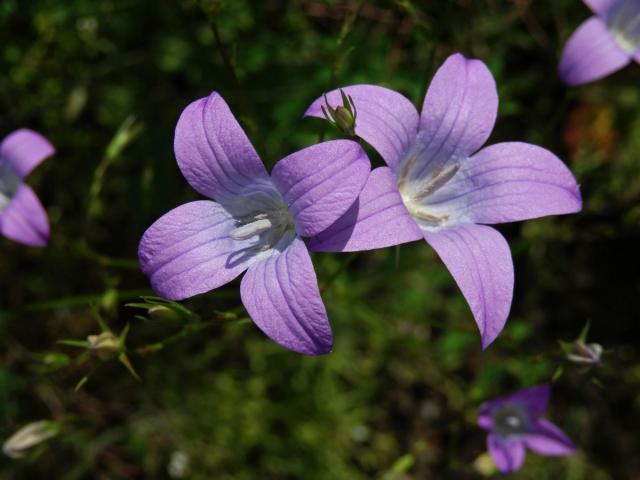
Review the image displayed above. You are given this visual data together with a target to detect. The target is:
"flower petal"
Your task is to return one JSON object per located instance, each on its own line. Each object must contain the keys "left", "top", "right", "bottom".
{"left": 304, "top": 85, "right": 419, "bottom": 168}
{"left": 271, "top": 140, "right": 370, "bottom": 237}
{"left": 524, "top": 418, "right": 576, "bottom": 456}
{"left": 0, "top": 129, "right": 54, "bottom": 178}
{"left": 240, "top": 236, "right": 332, "bottom": 355}
{"left": 138, "top": 201, "right": 251, "bottom": 300}
{"left": 308, "top": 167, "right": 423, "bottom": 252}
{"left": 428, "top": 142, "right": 582, "bottom": 225}
{"left": 487, "top": 435, "right": 526, "bottom": 474}
{"left": 415, "top": 53, "right": 497, "bottom": 174}
{"left": 583, "top": 0, "right": 617, "bottom": 15}
{"left": 509, "top": 384, "right": 551, "bottom": 415}
{"left": 559, "top": 17, "right": 631, "bottom": 86}
{"left": 174, "top": 92, "right": 271, "bottom": 202}
{"left": 0, "top": 184, "right": 49, "bottom": 247}
{"left": 424, "top": 224, "right": 513, "bottom": 348}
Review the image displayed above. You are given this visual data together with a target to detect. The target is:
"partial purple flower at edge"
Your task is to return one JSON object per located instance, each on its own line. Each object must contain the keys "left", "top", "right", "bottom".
{"left": 559, "top": 0, "right": 640, "bottom": 85}
{"left": 138, "top": 92, "right": 371, "bottom": 355}
{"left": 478, "top": 384, "right": 575, "bottom": 474}
{"left": 0, "top": 129, "right": 54, "bottom": 247}
{"left": 305, "top": 53, "right": 582, "bottom": 349}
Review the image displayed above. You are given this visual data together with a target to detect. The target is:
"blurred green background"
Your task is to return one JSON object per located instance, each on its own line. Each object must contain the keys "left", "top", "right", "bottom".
{"left": 1, "top": 0, "right": 640, "bottom": 478}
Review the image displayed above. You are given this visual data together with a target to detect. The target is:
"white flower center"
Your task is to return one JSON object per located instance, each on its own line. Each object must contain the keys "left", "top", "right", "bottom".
{"left": 226, "top": 189, "right": 295, "bottom": 252}
{"left": 606, "top": 0, "right": 640, "bottom": 54}
{"left": 492, "top": 403, "right": 531, "bottom": 437}
{"left": 396, "top": 141, "right": 461, "bottom": 231}
{"left": 0, "top": 160, "right": 20, "bottom": 212}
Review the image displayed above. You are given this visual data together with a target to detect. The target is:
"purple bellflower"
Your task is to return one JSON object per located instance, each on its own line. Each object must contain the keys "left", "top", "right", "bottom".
{"left": 559, "top": 0, "right": 640, "bottom": 85}
{"left": 478, "top": 384, "right": 575, "bottom": 474}
{"left": 0, "top": 129, "right": 54, "bottom": 247}
{"left": 305, "top": 53, "right": 582, "bottom": 348}
{"left": 138, "top": 92, "right": 371, "bottom": 355}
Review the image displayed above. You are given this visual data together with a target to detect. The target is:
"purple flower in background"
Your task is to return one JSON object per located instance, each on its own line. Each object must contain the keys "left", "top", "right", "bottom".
{"left": 478, "top": 384, "right": 575, "bottom": 473}
{"left": 138, "top": 92, "right": 370, "bottom": 355}
{"left": 305, "top": 54, "right": 582, "bottom": 348}
{"left": 559, "top": 0, "right": 640, "bottom": 85}
{"left": 0, "top": 129, "right": 54, "bottom": 247}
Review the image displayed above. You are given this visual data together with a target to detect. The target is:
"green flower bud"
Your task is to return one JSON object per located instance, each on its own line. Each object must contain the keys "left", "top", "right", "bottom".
{"left": 87, "top": 331, "right": 120, "bottom": 360}
{"left": 321, "top": 89, "right": 358, "bottom": 138}
{"left": 2, "top": 420, "right": 59, "bottom": 459}
{"left": 566, "top": 341, "right": 603, "bottom": 365}
{"left": 148, "top": 305, "right": 180, "bottom": 321}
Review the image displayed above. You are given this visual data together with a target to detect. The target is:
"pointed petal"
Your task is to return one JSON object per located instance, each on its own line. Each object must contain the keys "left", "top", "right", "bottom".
{"left": 415, "top": 53, "right": 497, "bottom": 173}
{"left": 271, "top": 140, "right": 370, "bottom": 237}
{"left": 174, "top": 92, "right": 271, "bottom": 202}
{"left": 583, "top": 0, "right": 617, "bottom": 14}
{"left": 304, "top": 85, "right": 419, "bottom": 168}
{"left": 487, "top": 435, "right": 526, "bottom": 474}
{"left": 430, "top": 142, "right": 582, "bottom": 225}
{"left": 138, "top": 201, "right": 251, "bottom": 300}
{"left": 524, "top": 419, "right": 576, "bottom": 456}
{"left": 308, "top": 167, "right": 422, "bottom": 252}
{"left": 424, "top": 224, "right": 513, "bottom": 348}
{"left": 508, "top": 384, "right": 551, "bottom": 415}
{"left": 559, "top": 17, "right": 631, "bottom": 86}
{"left": 0, "top": 129, "right": 54, "bottom": 178}
{"left": 240, "top": 237, "right": 332, "bottom": 355}
{"left": 0, "top": 184, "right": 49, "bottom": 247}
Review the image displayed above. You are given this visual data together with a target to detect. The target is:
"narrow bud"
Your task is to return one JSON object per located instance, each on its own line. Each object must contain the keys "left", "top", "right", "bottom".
{"left": 148, "top": 305, "right": 180, "bottom": 321}
{"left": 321, "top": 89, "right": 358, "bottom": 137}
{"left": 2, "top": 421, "right": 59, "bottom": 459}
{"left": 87, "top": 331, "right": 120, "bottom": 360}
{"left": 566, "top": 341, "right": 603, "bottom": 365}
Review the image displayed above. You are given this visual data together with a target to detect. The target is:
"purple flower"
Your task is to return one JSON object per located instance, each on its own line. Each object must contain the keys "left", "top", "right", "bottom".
{"left": 138, "top": 92, "right": 370, "bottom": 355}
{"left": 559, "top": 0, "right": 640, "bottom": 85}
{"left": 478, "top": 384, "right": 575, "bottom": 474}
{"left": 305, "top": 53, "right": 582, "bottom": 348}
{"left": 0, "top": 129, "right": 54, "bottom": 247}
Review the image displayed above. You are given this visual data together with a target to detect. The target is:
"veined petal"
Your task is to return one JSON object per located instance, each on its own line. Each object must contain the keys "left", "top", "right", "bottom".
{"left": 487, "top": 435, "right": 526, "bottom": 474}
{"left": 271, "top": 140, "right": 370, "bottom": 237}
{"left": 0, "top": 129, "right": 54, "bottom": 178}
{"left": 559, "top": 17, "right": 631, "bottom": 86}
{"left": 428, "top": 142, "right": 582, "bottom": 225}
{"left": 308, "top": 167, "right": 423, "bottom": 252}
{"left": 583, "top": 0, "right": 618, "bottom": 14}
{"left": 0, "top": 184, "right": 49, "bottom": 247}
{"left": 174, "top": 92, "right": 271, "bottom": 202}
{"left": 138, "top": 201, "right": 252, "bottom": 300}
{"left": 240, "top": 236, "right": 332, "bottom": 355}
{"left": 424, "top": 224, "right": 513, "bottom": 348}
{"left": 413, "top": 53, "right": 497, "bottom": 177}
{"left": 524, "top": 419, "right": 576, "bottom": 456}
{"left": 304, "top": 85, "right": 419, "bottom": 168}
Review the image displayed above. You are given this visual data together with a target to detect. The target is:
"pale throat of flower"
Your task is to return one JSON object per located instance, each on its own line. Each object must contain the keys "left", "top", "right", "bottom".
{"left": 606, "top": 0, "right": 640, "bottom": 54}
{"left": 492, "top": 403, "right": 532, "bottom": 437}
{"left": 397, "top": 150, "right": 460, "bottom": 227}
{"left": 228, "top": 190, "right": 295, "bottom": 251}
{"left": 0, "top": 160, "right": 21, "bottom": 212}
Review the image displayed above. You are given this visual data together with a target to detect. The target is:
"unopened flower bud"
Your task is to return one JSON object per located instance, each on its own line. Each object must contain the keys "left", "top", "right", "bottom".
{"left": 87, "top": 331, "right": 120, "bottom": 360}
{"left": 148, "top": 305, "right": 180, "bottom": 321}
{"left": 321, "top": 89, "right": 358, "bottom": 137}
{"left": 2, "top": 420, "right": 59, "bottom": 459}
{"left": 333, "top": 106, "right": 357, "bottom": 136}
{"left": 566, "top": 341, "right": 603, "bottom": 365}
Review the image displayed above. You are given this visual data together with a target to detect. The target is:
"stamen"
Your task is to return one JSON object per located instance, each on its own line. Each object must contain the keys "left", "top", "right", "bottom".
{"left": 408, "top": 206, "right": 449, "bottom": 222}
{"left": 230, "top": 218, "right": 273, "bottom": 241}
{"left": 413, "top": 164, "right": 459, "bottom": 202}
{"left": 397, "top": 153, "right": 417, "bottom": 191}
